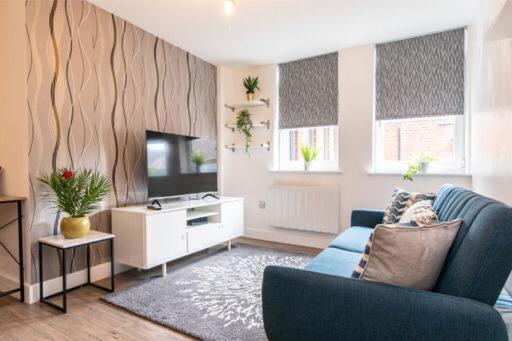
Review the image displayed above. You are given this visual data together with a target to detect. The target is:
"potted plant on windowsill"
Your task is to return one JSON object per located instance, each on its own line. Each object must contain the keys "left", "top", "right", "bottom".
{"left": 301, "top": 144, "right": 319, "bottom": 171}
{"left": 243, "top": 76, "right": 260, "bottom": 101}
{"left": 38, "top": 168, "right": 110, "bottom": 239}
{"left": 403, "top": 154, "right": 438, "bottom": 181}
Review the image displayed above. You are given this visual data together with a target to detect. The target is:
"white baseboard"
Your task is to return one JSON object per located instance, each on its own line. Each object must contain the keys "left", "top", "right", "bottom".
{"left": 243, "top": 226, "right": 334, "bottom": 249}
{"left": 18, "top": 262, "right": 130, "bottom": 304}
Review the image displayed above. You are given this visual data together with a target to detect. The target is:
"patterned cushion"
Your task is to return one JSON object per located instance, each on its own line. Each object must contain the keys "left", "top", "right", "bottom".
{"left": 399, "top": 200, "right": 438, "bottom": 225}
{"left": 382, "top": 188, "right": 436, "bottom": 224}
{"left": 352, "top": 219, "right": 462, "bottom": 290}
{"left": 351, "top": 233, "right": 373, "bottom": 278}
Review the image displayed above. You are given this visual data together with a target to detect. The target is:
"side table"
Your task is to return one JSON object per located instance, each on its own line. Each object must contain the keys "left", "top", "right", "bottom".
{"left": 38, "top": 231, "right": 115, "bottom": 313}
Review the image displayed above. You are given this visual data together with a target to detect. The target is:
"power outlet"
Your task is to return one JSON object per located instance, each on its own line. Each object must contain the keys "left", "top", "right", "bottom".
{"left": 258, "top": 201, "right": 266, "bottom": 209}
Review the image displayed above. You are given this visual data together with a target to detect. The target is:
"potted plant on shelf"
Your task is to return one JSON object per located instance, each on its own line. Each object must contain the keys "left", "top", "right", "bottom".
{"left": 191, "top": 150, "right": 205, "bottom": 173}
{"left": 243, "top": 76, "right": 260, "bottom": 101}
{"left": 301, "top": 144, "right": 319, "bottom": 171}
{"left": 38, "top": 168, "right": 110, "bottom": 239}
{"left": 403, "top": 154, "right": 438, "bottom": 181}
{"left": 236, "top": 109, "right": 253, "bottom": 153}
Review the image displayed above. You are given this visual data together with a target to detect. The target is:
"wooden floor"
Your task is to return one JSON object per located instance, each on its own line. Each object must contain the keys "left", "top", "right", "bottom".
{"left": 0, "top": 238, "right": 321, "bottom": 341}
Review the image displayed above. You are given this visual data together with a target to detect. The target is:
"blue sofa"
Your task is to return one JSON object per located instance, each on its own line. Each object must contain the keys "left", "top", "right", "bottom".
{"left": 262, "top": 185, "right": 512, "bottom": 341}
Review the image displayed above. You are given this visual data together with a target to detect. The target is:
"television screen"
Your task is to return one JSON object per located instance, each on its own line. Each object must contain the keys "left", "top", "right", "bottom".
{"left": 146, "top": 130, "right": 217, "bottom": 198}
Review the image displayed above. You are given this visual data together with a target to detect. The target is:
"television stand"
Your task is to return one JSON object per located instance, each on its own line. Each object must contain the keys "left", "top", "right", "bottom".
{"left": 112, "top": 196, "right": 244, "bottom": 277}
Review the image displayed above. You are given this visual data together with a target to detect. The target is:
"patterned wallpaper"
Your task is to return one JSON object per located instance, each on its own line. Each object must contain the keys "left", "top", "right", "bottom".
{"left": 26, "top": 0, "right": 217, "bottom": 282}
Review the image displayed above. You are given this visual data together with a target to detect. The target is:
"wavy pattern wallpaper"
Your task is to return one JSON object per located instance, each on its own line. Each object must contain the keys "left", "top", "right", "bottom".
{"left": 26, "top": 0, "right": 217, "bottom": 282}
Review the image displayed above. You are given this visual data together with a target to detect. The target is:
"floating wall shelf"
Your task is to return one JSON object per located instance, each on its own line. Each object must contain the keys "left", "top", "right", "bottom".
{"left": 225, "top": 141, "right": 271, "bottom": 152}
{"left": 225, "top": 120, "right": 270, "bottom": 132}
{"left": 224, "top": 98, "right": 270, "bottom": 112}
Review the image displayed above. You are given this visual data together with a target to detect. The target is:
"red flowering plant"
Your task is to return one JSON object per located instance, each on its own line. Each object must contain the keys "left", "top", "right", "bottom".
{"left": 38, "top": 168, "right": 110, "bottom": 217}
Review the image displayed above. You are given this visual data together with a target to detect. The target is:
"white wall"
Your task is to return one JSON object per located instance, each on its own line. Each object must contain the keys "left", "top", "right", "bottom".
{"left": 0, "top": 0, "right": 29, "bottom": 284}
{"left": 219, "top": 45, "right": 472, "bottom": 249}
{"left": 468, "top": 0, "right": 512, "bottom": 293}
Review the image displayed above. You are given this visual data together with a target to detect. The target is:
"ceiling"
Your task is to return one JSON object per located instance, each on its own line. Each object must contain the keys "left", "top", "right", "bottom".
{"left": 88, "top": 0, "right": 481, "bottom": 67}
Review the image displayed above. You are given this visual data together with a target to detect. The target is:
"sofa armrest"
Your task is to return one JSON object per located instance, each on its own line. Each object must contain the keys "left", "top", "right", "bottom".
{"left": 262, "top": 266, "right": 507, "bottom": 341}
{"left": 350, "top": 208, "right": 385, "bottom": 228}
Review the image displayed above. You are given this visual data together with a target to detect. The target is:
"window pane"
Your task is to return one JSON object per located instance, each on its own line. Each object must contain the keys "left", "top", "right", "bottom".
{"left": 381, "top": 116, "right": 458, "bottom": 162}
{"left": 279, "top": 126, "right": 338, "bottom": 170}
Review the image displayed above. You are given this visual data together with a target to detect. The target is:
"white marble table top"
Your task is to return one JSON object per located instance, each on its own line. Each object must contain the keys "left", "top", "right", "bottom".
{"left": 39, "top": 230, "right": 114, "bottom": 249}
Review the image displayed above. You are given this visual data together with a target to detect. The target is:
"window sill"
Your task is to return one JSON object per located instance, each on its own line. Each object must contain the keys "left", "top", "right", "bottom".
{"left": 269, "top": 169, "right": 343, "bottom": 175}
{"left": 367, "top": 170, "right": 472, "bottom": 177}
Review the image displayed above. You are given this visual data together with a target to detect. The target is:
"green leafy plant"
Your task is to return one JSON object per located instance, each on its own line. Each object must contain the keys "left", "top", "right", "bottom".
{"left": 243, "top": 76, "right": 260, "bottom": 94}
{"left": 191, "top": 150, "right": 205, "bottom": 167}
{"left": 236, "top": 109, "right": 253, "bottom": 153}
{"left": 300, "top": 144, "right": 319, "bottom": 162}
{"left": 38, "top": 168, "right": 110, "bottom": 217}
{"left": 403, "top": 154, "right": 438, "bottom": 181}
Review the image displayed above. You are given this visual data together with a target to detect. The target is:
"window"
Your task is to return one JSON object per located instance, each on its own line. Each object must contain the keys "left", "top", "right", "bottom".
{"left": 373, "top": 28, "right": 467, "bottom": 173}
{"left": 278, "top": 126, "right": 338, "bottom": 171}
{"left": 374, "top": 116, "right": 465, "bottom": 172}
{"left": 276, "top": 53, "right": 339, "bottom": 171}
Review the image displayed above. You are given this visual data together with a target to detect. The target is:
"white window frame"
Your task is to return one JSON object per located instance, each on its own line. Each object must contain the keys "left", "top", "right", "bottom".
{"left": 373, "top": 115, "right": 466, "bottom": 173}
{"left": 277, "top": 125, "right": 339, "bottom": 171}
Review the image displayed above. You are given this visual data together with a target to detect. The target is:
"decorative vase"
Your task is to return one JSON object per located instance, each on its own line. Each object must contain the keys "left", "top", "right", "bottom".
{"left": 246, "top": 92, "right": 254, "bottom": 101}
{"left": 61, "top": 216, "right": 90, "bottom": 239}
{"left": 420, "top": 162, "right": 430, "bottom": 174}
{"left": 304, "top": 161, "right": 312, "bottom": 171}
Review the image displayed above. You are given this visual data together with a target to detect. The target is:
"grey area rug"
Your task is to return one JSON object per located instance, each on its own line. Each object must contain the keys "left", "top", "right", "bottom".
{"left": 102, "top": 245, "right": 312, "bottom": 340}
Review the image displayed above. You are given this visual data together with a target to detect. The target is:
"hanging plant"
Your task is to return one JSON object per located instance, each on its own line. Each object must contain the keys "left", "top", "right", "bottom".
{"left": 236, "top": 109, "right": 253, "bottom": 153}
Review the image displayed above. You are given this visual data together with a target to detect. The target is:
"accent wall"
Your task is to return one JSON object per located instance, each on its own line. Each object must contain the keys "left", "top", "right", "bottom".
{"left": 26, "top": 0, "right": 217, "bottom": 282}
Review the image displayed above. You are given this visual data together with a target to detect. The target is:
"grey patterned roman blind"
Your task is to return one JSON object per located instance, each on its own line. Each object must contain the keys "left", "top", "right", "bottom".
{"left": 375, "top": 28, "right": 465, "bottom": 121}
{"left": 278, "top": 52, "right": 338, "bottom": 129}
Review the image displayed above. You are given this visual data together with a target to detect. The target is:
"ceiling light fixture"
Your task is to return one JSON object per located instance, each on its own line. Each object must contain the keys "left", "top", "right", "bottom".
{"left": 224, "top": 0, "right": 235, "bottom": 16}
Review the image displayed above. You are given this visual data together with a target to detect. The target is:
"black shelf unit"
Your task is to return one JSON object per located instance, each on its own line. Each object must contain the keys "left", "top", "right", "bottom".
{"left": 0, "top": 196, "right": 25, "bottom": 303}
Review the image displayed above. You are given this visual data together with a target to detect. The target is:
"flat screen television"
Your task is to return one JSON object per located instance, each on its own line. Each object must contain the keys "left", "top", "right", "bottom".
{"left": 145, "top": 130, "right": 218, "bottom": 199}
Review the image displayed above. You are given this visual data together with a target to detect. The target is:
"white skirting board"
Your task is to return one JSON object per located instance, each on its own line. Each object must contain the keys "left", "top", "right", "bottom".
{"left": 0, "top": 262, "right": 130, "bottom": 304}
{"left": 268, "top": 185, "right": 340, "bottom": 234}
{"left": 244, "top": 226, "right": 335, "bottom": 249}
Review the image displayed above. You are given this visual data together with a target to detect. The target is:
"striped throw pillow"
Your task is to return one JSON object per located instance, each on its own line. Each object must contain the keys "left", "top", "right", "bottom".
{"left": 352, "top": 233, "right": 373, "bottom": 278}
{"left": 382, "top": 188, "right": 436, "bottom": 224}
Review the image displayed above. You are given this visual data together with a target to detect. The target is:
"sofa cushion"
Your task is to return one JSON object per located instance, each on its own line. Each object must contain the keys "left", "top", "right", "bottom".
{"left": 433, "top": 190, "right": 512, "bottom": 305}
{"left": 305, "top": 247, "right": 361, "bottom": 278}
{"left": 329, "top": 226, "right": 373, "bottom": 253}
{"left": 399, "top": 200, "right": 437, "bottom": 225}
{"left": 383, "top": 188, "right": 436, "bottom": 224}
{"left": 353, "top": 220, "right": 462, "bottom": 290}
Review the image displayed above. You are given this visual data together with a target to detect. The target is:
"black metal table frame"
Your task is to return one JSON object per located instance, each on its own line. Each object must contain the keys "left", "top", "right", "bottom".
{"left": 0, "top": 199, "right": 24, "bottom": 302}
{"left": 39, "top": 237, "right": 114, "bottom": 313}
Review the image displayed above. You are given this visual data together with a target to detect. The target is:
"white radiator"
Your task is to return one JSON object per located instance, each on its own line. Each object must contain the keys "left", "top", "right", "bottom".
{"left": 268, "top": 185, "right": 339, "bottom": 234}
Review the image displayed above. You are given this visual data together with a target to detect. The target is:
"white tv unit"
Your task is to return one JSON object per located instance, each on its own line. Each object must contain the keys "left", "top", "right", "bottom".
{"left": 111, "top": 197, "right": 244, "bottom": 276}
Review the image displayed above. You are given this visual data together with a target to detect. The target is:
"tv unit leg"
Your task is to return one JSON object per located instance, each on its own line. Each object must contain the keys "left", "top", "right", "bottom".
{"left": 161, "top": 263, "right": 167, "bottom": 277}
{"left": 227, "top": 240, "right": 232, "bottom": 250}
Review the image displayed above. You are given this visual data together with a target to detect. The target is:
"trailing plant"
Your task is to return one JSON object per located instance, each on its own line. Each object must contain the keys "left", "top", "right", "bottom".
{"left": 191, "top": 150, "right": 205, "bottom": 167}
{"left": 403, "top": 154, "right": 438, "bottom": 181}
{"left": 300, "top": 144, "right": 319, "bottom": 163}
{"left": 243, "top": 76, "right": 260, "bottom": 94}
{"left": 38, "top": 168, "right": 110, "bottom": 217}
{"left": 236, "top": 109, "right": 253, "bottom": 153}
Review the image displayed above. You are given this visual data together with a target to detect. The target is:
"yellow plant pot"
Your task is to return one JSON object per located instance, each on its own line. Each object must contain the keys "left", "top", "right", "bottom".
{"left": 246, "top": 92, "right": 254, "bottom": 101}
{"left": 61, "top": 216, "right": 90, "bottom": 239}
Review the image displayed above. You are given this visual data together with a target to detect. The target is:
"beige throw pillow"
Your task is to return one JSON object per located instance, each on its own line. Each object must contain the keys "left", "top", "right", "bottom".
{"left": 399, "top": 200, "right": 438, "bottom": 225}
{"left": 356, "top": 219, "right": 462, "bottom": 290}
